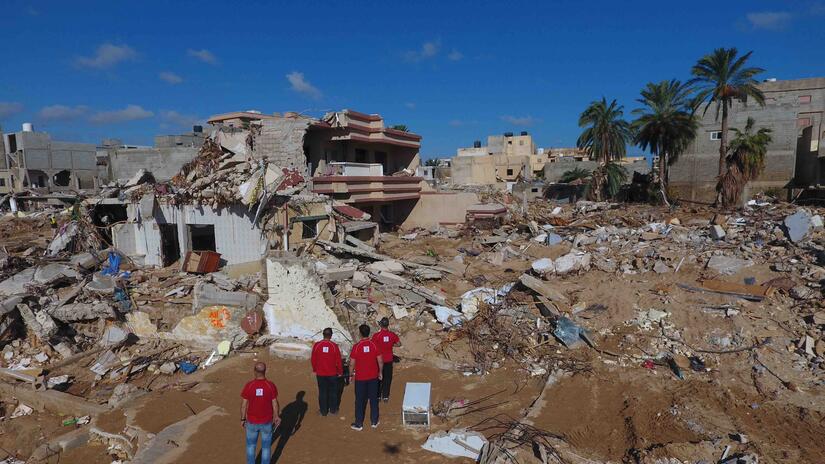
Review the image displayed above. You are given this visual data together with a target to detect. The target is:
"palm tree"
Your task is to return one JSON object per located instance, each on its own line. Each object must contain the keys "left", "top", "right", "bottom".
{"left": 633, "top": 80, "right": 698, "bottom": 205}
{"left": 718, "top": 117, "right": 772, "bottom": 207}
{"left": 576, "top": 98, "right": 634, "bottom": 200}
{"left": 689, "top": 48, "right": 765, "bottom": 183}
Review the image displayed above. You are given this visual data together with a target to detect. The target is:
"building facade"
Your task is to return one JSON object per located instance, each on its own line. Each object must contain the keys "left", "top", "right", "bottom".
{"left": 669, "top": 77, "right": 825, "bottom": 202}
{"left": 453, "top": 131, "right": 547, "bottom": 186}
{"left": 1, "top": 124, "right": 98, "bottom": 194}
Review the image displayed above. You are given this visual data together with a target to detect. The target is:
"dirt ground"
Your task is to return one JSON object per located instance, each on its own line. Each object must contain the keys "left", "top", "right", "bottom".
{"left": 77, "top": 353, "right": 542, "bottom": 463}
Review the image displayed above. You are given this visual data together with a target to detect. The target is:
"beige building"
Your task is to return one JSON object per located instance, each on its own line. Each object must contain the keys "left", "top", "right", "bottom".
{"left": 453, "top": 131, "right": 547, "bottom": 186}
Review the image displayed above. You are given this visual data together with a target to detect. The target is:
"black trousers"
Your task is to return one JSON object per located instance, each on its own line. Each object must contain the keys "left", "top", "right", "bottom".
{"left": 316, "top": 375, "right": 339, "bottom": 415}
{"left": 379, "top": 362, "right": 394, "bottom": 399}
{"left": 353, "top": 379, "right": 379, "bottom": 426}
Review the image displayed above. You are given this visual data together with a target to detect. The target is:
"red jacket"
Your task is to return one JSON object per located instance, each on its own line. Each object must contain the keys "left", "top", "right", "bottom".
{"left": 371, "top": 329, "right": 400, "bottom": 363}
{"left": 350, "top": 339, "right": 381, "bottom": 381}
{"left": 311, "top": 339, "right": 343, "bottom": 376}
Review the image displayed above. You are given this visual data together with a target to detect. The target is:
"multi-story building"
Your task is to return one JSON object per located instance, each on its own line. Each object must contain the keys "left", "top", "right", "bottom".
{"left": 452, "top": 131, "right": 547, "bottom": 186}
{"left": 103, "top": 128, "right": 205, "bottom": 183}
{"left": 1, "top": 124, "right": 99, "bottom": 194}
{"left": 670, "top": 77, "right": 825, "bottom": 202}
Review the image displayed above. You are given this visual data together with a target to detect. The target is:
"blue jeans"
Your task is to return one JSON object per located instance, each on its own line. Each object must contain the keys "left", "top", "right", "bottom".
{"left": 245, "top": 421, "right": 273, "bottom": 464}
{"left": 353, "top": 378, "right": 379, "bottom": 427}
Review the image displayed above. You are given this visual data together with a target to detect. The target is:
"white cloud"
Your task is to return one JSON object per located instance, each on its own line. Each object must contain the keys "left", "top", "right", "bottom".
{"left": 501, "top": 115, "right": 538, "bottom": 126}
{"left": 75, "top": 43, "right": 137, "bottom": 69}
{"left": 159, "top": 71, "right": 183, "bottom": 84}
{"left": 37, "top": 104, "right": 89, "bottom": 121}
{"left": 405, "top": 102, "right": 416, "bottom": 109}
{"left": 187, "top": 48, "right": 218, "bottom": 65}
{"left": 447, "top": 49, "right": 463, "bottom": 61}
{"left": 286, "top": 71, "right": 322, "bottom": 99}
{"left": 746, "top": 11, "right": 792, "bottom": 30}
{"left": 0, "top": 102, "right": 24, "bottom": 120}
{"left": 404, "top": 40, "right": 441, "bottom": 62}
{"left": 90, "top": 105, "right": 153, "bottom": 124}
{"left": 160, "top": 110, "right": 202, "bottom": 129}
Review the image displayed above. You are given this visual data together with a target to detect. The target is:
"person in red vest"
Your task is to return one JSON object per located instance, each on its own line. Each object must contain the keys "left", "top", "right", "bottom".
{"left": 240, "top": 362, "right": 281, "bottom": 464}
{"left": 371, "top": 317, "right": 401, "bottom": 402}
{"left": 310, "top": 327, "right": 343, "bottom": 416}
{"left": 349, "top": 324, "right": 383, "bottom": 430}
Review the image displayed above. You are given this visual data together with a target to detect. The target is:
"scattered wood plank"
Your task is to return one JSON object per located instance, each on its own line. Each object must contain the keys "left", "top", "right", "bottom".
{"left": 677, "top": 280, "right": 774, "bottom": 302}
{"left": 519, "top": 274, "right": 570, "bottom": 305}
{"left": 318, "top": 239, "right": 456, "bottom": 275}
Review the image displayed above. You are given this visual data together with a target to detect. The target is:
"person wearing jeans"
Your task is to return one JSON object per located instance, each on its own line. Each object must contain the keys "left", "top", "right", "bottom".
{"left": 311, "top": 327, "right": 343, "bottom": 416}
{"left": 240, "top": 362, "right": 281, "bottom": 464}
{"left": 349, "top": 324, "right": 383, "bottom": 430}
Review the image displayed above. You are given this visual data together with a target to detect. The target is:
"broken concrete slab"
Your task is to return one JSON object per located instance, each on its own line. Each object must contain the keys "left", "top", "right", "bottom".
{"left": 554, "top": 252, "right": 591, "bottom": 275}
{"left": 0, "top": 267, "right": 36, "bottom": 297}
{"left": 85, "top": 273, "right": 116, "bottom": 294}
{"left": 33, "top": 263, "right": 80, "bottom": 286}
{"left": 18, "top": 303, "right": 58, "bottom": 342}
{"left": 531, "top": 258, "right": 555, "bottom": 276}
{"left": 351, "top": 270, "right": 370, "bottom": 289}
{"left": 318, "top": 265, "right": 357, "bottom": 282}
{"left": 519, "top": 274, "right": 570, "bottom": 305}
{"left": 70, "top": 252, "right": 100, "bottom": 270}
{"left": 784, "top": 210, "right": 812, "bottom": 243}
{"left": 48, "top": 302, "right": 116, "bottom": 322}
{"left": 413, "top": 268, "right": 442, "bottom": 280}
{"left": 126, "top": 311, "right": 159, "bottom": 338}
{"left": 422, "top": 428, "right": 487, "bottom": 459}
{"left": 192, "top": 281, "right": 259, "bottom": 312}
{"left": 171, "top": 306, "right": 248, "bottom": 349}
{"left": 706, "top": 255, "right": 754, "bottom": 275}
{"left": 366, "top": 260, "right": 405, "bottom": 274}
{"left": 653, "top": 261, "right": 670, "bottom": 274}
{"left": 709, "top": 224, "right": 726, "bottom": 240}
{"left": 262, "top": 253, "right": 351, "bottom": 347}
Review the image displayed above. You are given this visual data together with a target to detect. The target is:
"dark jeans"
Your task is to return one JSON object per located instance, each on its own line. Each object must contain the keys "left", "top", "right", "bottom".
{"left": 353, "top": 378, "right": 379, "bottom": 426}
{"left": 379, "top": 362, "right": 394, "bottom": 399}
{"left": 316, "top": 375, "right": 339, "bottom": 415}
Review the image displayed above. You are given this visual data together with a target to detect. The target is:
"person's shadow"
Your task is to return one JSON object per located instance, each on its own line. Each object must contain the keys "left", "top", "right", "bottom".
{"left": 269, "top": 391, "right": 308, "bottom": 463}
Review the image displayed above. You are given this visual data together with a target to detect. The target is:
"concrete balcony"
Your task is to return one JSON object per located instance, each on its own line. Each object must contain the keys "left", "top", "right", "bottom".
{"left": 311, "top": 163, "right": 423, "bottom": 204}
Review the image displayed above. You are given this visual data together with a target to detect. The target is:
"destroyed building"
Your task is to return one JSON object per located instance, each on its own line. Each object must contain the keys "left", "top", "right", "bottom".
{"left": 1, "top": 123, "right": 99, "bottom": 194}
{"left": 102, "top": 127, "right": 206, "bottom": 183}
{"left": 670, "top": 76, "right": 825, "bottom": 202}
{"left": 451, "top": 132, "right": 546, "bottom": 187}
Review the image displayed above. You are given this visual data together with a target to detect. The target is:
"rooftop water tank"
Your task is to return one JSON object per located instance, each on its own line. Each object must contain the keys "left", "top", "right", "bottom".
{"left": 22, "top": 122, "right": 33, "bottom": 132}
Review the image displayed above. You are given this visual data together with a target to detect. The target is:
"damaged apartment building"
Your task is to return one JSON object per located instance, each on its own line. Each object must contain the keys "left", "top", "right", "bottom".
{"left": 1, "top": 123, "right": 99, "bottom": 195}
{"left": 102, "top": 109, "right": 481, "bottom": 271}
{"left": 451, "top": 132, "right": 548, "bottom": 188}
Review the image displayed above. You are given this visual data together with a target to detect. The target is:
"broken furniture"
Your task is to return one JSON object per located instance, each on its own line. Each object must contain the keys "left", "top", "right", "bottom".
{"left": 181, "top": 251, "right": 221, "bottom": 274}
{"left": 402, "top": 382, "right": 431, "bottom": 427}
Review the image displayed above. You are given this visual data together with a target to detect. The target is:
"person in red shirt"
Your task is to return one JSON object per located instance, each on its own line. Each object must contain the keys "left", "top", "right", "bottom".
{"left": 311, "top": 327, "right": 343, "bottom": 416}
{"left": 371, "top": 317, "right": 401, "bottom": 402}
{"left": 240, "top": 362, "right": 281, "bottom": 464}
{"left": 349, "top": 324, "right": 383, "bottom": 430}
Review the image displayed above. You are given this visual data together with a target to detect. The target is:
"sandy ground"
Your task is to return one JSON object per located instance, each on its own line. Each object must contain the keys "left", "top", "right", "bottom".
{"left": 81, "top": 352, "right": 542, "bottom": 463}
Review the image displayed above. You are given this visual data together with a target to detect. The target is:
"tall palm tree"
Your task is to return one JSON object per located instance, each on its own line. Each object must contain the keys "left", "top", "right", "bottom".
{"left": 633, "top": 80, "right": 698, "bottom": 205}
{"left": 576, "top": 98, "right": 633, "bottom": 200}
{"left": 718, "top": 117, "right": 772, "bottom": 206}
{"left": 688, "top": 48, "right": 766, "bottom": 181}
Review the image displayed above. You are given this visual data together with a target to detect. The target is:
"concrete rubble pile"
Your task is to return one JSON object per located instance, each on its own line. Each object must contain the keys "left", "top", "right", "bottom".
{"left": 4, "top": 135, "right": 825, "bottom": 464}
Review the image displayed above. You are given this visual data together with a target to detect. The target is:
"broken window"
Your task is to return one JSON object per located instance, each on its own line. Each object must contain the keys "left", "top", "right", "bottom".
{"left": 0, "top": 178, "right": 5, "bottom": 187}
{"left": 189, "top": 224, "right": 216, "bottom": 252}
{"left": 531, "top": 187, "right": 539, "bottom": 193}
{"left": 54, "top": 170, "right": 71, "bottom": 187}
{"left": 301, "top": 220, "right": 319, "bottom": 239}
{"left": 507, "top": 169, "right": 514, "bottom": 176}
{"left": 7, "top": 134, "right": 16, "bottom": 152}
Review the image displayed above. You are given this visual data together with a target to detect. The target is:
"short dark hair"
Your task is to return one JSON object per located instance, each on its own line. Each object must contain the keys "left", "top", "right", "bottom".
{"left": 359, "top": 324, "right": 370, "bottom": 338}
{"left": 379, "top": 317, "right": 389, "bottom": 328}
{"left": 322, "top": 327, "right": 333, "bottom": 339}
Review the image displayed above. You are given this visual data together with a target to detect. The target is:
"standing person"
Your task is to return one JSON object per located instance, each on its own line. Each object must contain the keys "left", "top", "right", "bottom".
{"left": 311, "top": 327, "right": 343, "bottom": 416}
{"left": 371, "top": 317, "right": 400, "bottom": 402}
{"left": 349, "top": 324, "right": 383, "bottom": 431}
{"left": 240, "top": 362, "right": 281, "bottom": 464}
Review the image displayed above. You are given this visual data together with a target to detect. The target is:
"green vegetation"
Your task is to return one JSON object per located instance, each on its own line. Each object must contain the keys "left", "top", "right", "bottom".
{"left": 576, "top": 98, "right": 633, "bottom": 200}
{"left": 633, "top": 79, "right": 698, "bottom": 205}
{"left": 559, "top": 167, "right": 591, "bottom": 183}
{"left": 689, "top": 47, "right": 765, "bottom": 204}
{"left": 718, "top": 117, "right": 772, "bottom": 207}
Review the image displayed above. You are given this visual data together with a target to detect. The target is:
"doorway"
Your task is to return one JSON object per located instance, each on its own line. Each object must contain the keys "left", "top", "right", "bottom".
{"left": 159, "top": 224, "right": 181, "bottom": 266}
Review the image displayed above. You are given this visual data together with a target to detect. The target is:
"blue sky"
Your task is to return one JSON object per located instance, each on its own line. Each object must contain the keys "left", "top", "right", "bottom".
{"left": 1, "top": 0, "right": 824, "bottom": 159}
